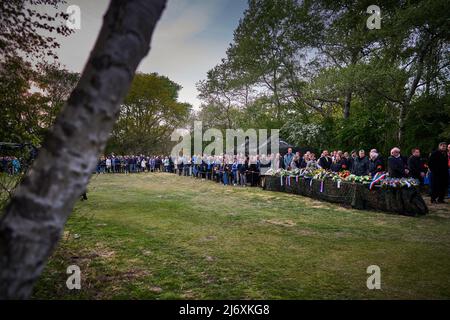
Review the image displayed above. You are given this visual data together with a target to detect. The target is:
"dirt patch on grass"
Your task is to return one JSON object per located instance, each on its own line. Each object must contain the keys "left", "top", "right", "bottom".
{"left": 68, "top": 242, "right": 116, "bottom": 262}
{"left": 333, "top": 231, "right": 352, "bottom": 238}
{"left": 35, "top": 240, "right": 155, "bottom": 299}
{"left": 333, "top": 206, "right": 354, "bottom": 213}
{"left": 200, "top": 235, "right": 217, "bottom": 242}
{"left": 149, "top": 286, "right": 163, "bottom": 293}
{"left": 181, "top": 289, "right": 197, "bottom": 299}
{"left": 296, "top": 229, "right": 317, "bottom": 236}
{"left": 428, "top": 203, "right": 450, "bottom": 218}
{"left": 142, "top": 250, "right": 153, "bottom": 256}
{"left": 263, "top": 219, "right": 296, "bottom": 227}
{"left": 96, "top": 269, "right": 152, "bottom": 282}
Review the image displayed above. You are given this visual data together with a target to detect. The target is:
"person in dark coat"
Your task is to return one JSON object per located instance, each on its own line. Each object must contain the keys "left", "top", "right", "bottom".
{"left": 340, "top": 152, "right": 350, "bottom": 171}
{"left": 239, "top": 157, "right": 249, "bottom": 186}
{"left": 222, "top": 163, "right": 230, "bottom": 185}
{"left": 369, "top": 149, "right": 384, "bottom": 176}
{"left": 408, "top": 148, "right": 426, "bottom": 183}
{"left": 318, "top": 150, "right": 332, "bottom": 170}
{"left": 428, "top": 142, "right": 448, "bottom": 203}
{"left": 351, "top": 150, "right": 370, "bottom": 176}
{"left": 300, "top": 152, "right": 311, "bottom": 169}
{"left": 348, "top": 150, "right": 358, "bottom": 172}
{"left": 249, "top": 156, "right": 260, "bottom": 186}
{"left": 292, "top": 152, "right": 301, "bottom": 169}
{"left": 330, "top": 153, "right": 345, "bottom": 172}
{"left": 388, "top": 147, "right": 409, "bottom": 178}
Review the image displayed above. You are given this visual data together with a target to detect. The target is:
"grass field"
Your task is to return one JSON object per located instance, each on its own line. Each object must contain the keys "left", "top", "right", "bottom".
{"left": 32, "top": 173, "right": 450, "bottom": 299}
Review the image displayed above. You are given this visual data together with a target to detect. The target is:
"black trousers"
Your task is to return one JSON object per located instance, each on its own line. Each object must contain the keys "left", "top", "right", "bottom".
{"left": 431, "top": 171, "right": 448, "bottom": 201}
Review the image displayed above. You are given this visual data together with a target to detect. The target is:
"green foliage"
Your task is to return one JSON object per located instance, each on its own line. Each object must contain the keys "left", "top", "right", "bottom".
{"left": 106, "top": 73, "right": 192, "bottom": 155}
{"left": 35, "top": 62, "right": 80, "bottom": 128}
{"left": 0, "top": 1, "right": 77, "bottom": 145}
{"left": 0, "top": 57, "right": 79, "bottom": 145}
{"left": 403, "top": 94, "right": 450, "bottom": 154}
{"left": 197, "top": 0, "right": 449, "bottom": 154}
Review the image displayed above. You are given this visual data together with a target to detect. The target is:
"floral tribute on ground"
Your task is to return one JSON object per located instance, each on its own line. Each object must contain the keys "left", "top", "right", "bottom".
{"left": 262, "top": 168, "right": 427, "bottom": 216}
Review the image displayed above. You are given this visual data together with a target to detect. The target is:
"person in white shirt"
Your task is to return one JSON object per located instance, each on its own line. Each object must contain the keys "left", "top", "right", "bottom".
{"left": 106, "top": 157, "right": 112, "bottom": 173}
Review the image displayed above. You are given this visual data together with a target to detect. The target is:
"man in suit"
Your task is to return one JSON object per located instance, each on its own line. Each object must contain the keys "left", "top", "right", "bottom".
{"left": 318, "top": 150, "right": 332, "bottom": 170}
{"left": 408, "top": 148, "right": 426, "bottom": 183}
{"left": 428, "top": 142, "right": 448, "bottom": 203}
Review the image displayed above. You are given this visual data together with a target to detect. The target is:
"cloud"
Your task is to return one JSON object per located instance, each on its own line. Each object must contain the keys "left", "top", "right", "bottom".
{"left": 140, "top": 0, "right": 232, "bottom": 109}
{"left": 153, "top": 0, "right": 221, "bottom": 41}
{"left": 48, "top": 0, "right": 246, "bottom": 110}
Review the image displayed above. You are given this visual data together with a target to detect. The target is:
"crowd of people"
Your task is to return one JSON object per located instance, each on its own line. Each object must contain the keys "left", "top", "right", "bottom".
{"left": 95, "top": 142, "right": 450, "bottom": 204}
{"left": 0, "top": 156, "right": 21, "bottom": 175}
{"left": 280, "top": 143, "right": 449, "bottom": 204}
{"left": 2, "top": 143, "right": 448, "bottom": 204}
{"left": 95, "top": 154, "right": 267, "bottom": 186}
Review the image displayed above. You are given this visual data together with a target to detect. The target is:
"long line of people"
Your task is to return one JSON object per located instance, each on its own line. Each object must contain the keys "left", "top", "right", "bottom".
{"left": 96, "top": 154, "right": 265, "bottom": 187}
{"left": 2, "top": 142, "right": 448, "bottom": 205}
{"left": 95, "top": 142, "right": 449, "bottom": 203}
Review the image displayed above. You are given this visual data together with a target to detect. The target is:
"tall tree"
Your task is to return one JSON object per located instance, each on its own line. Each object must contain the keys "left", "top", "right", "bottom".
{"left": 306, "top": 0, "right": 392, "bottom": 119}
{"left": 0, "top": 0, "right": 76, "bottom": 145}
{"left": 372, "top": 0, "right": 449, "bottom": 144}
{"left": 0, "top": 0, "right": 167, "bottom": 299}
{"left": 226, "top": 0, "right": 310, "bottom": 120}
{"left": 35, "top": 62, "right": 80, "bottom": 129}
{"left": 108, "top": 73, "right": 191, "bottom": 154}
{"left": 197, "top": 61, "right": 244, "bottom": 129}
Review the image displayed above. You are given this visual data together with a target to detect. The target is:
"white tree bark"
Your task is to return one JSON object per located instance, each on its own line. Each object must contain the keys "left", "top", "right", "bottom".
{"left": 0, "top": 0, "right": 167, "bottom": 299}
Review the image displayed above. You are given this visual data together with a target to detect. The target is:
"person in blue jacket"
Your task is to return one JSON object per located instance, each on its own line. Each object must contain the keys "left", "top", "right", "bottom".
{"left": 231, "top": 158, "right": 239, "bottom": 186}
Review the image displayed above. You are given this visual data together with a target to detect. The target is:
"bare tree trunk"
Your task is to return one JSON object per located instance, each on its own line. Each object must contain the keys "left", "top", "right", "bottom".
{"left": 398, "top": 47, "right": 426, "bottom": 145}
{"left": 342, "top": 52, "right": 358, "bottom": 120}
{"left": 343, "top": 91, "right": 352, "bottom": 119}
{"left": 397, "top": 102, "right": 406, "bottom": 144}
{"left": 0, "top": 0, "right": 166, "bottom": 299}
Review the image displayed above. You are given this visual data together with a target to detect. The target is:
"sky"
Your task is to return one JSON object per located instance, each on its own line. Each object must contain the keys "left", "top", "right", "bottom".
{"left": 50, "top": 0, "right": 248, "bottom": 110}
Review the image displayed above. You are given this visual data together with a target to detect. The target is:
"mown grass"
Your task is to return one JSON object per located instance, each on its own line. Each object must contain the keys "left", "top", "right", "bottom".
{"left": 32, "top": 173, "right": 450, "bottom": 299}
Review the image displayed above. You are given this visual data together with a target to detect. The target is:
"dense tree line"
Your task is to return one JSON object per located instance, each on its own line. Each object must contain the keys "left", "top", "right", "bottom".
{"left": 197, "top": 0, "right": 449, "bottom": 155}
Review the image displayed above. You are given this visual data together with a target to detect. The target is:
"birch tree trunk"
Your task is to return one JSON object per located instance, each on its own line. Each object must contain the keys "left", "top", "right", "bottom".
{"left": 0, "top": 0, "right": 166, "bottom": 299}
